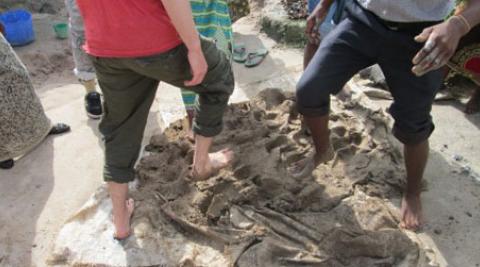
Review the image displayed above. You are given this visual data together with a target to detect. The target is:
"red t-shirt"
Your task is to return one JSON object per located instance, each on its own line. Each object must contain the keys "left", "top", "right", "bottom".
{"left": 76, "top": 0, "right": 183, "bottom": 57}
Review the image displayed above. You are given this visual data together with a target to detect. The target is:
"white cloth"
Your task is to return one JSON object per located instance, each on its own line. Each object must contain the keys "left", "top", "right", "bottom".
{"left": 356, "top": 0, "right": 455, "bottom": 22}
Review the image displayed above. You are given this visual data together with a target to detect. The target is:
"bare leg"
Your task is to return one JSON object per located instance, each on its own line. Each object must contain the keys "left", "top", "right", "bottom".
{"left": 186, "top": 109, "right": 195, "bottom": 141}
{"left": 82, "top": 79, "right": 97, "bottom": 94}
{"left": 304, "top": 42, "right": 319, "bottom": 69}
{"left": 108, "top": 182, "right": 134, "bottom": 239}
{"left": 289, "top": 115, "right": 334, "bottom": 177}
{"left": 191, "top": 135, "right": 234, "bottom": 180}
{"left": 400, "top": 140, "right": 428, "bottom": 231}
{"left": 466, "top": 88, "right": 480, "bottom": 114}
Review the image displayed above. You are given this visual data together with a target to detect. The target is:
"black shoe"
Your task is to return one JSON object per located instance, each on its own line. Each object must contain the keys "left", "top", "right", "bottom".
{"left": 0, "top": 159, "right": 14, "bottom": 169}
{"left": 49, "top": 123, "right": 71, "bottom": 135}
{"left": 85, "top": 92, "right": 103, "bottom": 119}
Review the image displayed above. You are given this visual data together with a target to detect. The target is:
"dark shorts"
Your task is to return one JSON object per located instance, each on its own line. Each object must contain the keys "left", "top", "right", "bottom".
{"left": 296, "top": 1, "right": 444, "bottom": 145}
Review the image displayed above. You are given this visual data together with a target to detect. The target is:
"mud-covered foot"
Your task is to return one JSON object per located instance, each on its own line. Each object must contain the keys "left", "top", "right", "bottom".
{"left": 114, "top": 198, "right": 134, "bottom": 241}
{"left": 288, "top": 144, "right": 334, "bottom": 179}
{"left": 191, "top": 148, "right": 234, "bottom": 181}
{"left": 465, "top": 89, "right": 480, "bottom": 114}
{"left": 399, "top": 193, "right": 424, "bottom": 231}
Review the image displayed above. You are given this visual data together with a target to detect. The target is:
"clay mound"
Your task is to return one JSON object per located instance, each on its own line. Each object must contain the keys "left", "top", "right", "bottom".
{"left": 50, "top": 89, "right": 430, "bottom": 267}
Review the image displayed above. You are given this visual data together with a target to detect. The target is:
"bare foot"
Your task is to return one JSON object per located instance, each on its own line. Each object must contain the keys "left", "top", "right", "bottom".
{"left": 113, "top": 198, "right": 134, "bottom": 240}
{"left": 465, "top": 89, "right": 480, "bottom": 114}
{"left": 191, "top": 148, "right": 234, "bottom": 181}
{"left": 288, "top": 144, "right": 334, "bottom": 178}
{"left": 399, "top": 193, "right": 424, "bottom": 231}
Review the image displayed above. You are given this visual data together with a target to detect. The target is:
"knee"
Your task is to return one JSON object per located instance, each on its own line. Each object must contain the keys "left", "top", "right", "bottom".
{"left": 390, "top": 109, "right": 434, "bottom": 145}
{"left": 296, "top": 75, "right": 329, "bottom": 108}
{"left": 296, "top": 76, "right": 314, "bottom": 107}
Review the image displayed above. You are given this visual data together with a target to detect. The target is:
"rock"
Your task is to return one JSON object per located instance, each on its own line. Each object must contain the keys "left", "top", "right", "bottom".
{"left": 453, "top": 154, "right": 464, "bottom": 161}
{"left": 461, "top": 165, "right": 471, "bottom": 175}
{"left": 358, "top": 65, "right": 388, "bottom": 90}
{"left": 230, "top": 207, "right": 254, "bottom": 230}
{"left": 207, "top": 194, "right": 229, "bottom": 219}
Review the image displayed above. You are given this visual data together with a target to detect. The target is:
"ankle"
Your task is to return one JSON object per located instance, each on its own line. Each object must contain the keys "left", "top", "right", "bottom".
{"left": 404, "top": 189, "right": 421, "bottom": 198}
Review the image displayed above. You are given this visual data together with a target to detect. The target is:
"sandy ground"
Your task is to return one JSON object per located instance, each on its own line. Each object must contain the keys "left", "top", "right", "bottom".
{"left": 0, "top": 10, "right": 480, "bottom": 267}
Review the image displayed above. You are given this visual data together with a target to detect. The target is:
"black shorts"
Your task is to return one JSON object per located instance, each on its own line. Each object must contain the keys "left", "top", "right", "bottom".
{"left": 296, "top": 1, "right": 444, "bottom": 145}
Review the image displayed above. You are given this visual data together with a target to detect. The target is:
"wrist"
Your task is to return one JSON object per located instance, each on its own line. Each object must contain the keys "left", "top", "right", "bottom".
{"left": 185, "top": 39, "right": 202, "bottom": 52}
{"left": 448, "top": 16, "right": 470, "bottom": 37}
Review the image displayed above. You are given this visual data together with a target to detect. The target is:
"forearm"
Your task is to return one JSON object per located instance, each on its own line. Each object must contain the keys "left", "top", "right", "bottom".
{"left": 318, "top": 0, "right": 335, "bottom": 9}
{"left": 455, "top": 0, "right": 480, "bottom": 35}
{"left": 161, "top": 0, "right": 201, "bottom": 51}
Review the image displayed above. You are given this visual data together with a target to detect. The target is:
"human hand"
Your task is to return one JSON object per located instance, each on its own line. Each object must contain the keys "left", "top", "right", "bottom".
{"left": 185, "top": 48, "right": 208, "bottom": 87}
{"left": 305, "top": 4, "right": 329, "bottom": 45}
{"left": 412, "top": 17, "right": 468, "bottom": 76}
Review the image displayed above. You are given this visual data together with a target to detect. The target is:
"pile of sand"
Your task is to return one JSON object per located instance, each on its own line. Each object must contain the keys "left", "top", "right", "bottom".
{"left": 49, "top": 89, "right": 433, "bottom": 266}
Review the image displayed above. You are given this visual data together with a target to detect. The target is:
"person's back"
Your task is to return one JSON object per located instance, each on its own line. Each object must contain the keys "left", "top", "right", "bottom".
{"left": 76, "top": 0, "right": 182, "bottom": 57}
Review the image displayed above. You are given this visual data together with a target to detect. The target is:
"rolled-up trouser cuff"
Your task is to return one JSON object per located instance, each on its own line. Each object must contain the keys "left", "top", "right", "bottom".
{"left": 192, "top": 121, "right": 223, "bottom": 137}
{"left": 104, "top": 165, "right": 135, "bottom": 184}
{"left": 193, "top": 97, "right": 229, "bottom": 137}
{"left": 392, "top": 123, "right": 435, "bottom": 145}
{"left": 297, "top": 104, "right": 330, "bottom": 117}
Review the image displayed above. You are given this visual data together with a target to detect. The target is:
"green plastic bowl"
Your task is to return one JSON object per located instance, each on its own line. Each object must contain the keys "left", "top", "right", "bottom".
{"left": 53, "top": 23, "right": 68, "bottom": 39}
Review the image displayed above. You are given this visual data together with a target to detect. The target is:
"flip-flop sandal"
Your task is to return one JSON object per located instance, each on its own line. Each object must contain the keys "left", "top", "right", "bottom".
{"left": 48, "top": 123, "right": 71, "bottom": 135}
{"left": 233, "top": 43, "right": 248, "bottom": 63}
{"left": 245, "top": 48, "right": 269, "bottom": 68}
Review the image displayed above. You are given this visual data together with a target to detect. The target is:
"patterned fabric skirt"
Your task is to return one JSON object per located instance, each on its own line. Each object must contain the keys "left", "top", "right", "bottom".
{"left": 448, "top": 25, "right": 480, "bottom": 83}
{"left": 0, "top": 34, "right": 51, "bottom": 161}
{"left": 191, "top": 0, "right": 233, "bottom": 58}
{"left": 182, "top": 0, "right": 234, "bottom": 111}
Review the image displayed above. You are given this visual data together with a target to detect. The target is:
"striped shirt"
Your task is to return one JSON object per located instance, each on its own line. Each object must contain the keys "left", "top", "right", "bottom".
{"left": 190, "top": 0, "right": 233, "bottom": 58}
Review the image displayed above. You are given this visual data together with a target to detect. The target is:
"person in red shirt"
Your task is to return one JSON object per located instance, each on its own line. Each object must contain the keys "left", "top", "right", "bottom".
{"left": 77, "top": 0, "right": 235, "bottom": 240}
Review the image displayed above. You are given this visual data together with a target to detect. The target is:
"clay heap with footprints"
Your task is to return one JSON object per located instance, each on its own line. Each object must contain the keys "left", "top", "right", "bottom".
{"left": 50, "top": 89, "right": 437, "bottom": 266}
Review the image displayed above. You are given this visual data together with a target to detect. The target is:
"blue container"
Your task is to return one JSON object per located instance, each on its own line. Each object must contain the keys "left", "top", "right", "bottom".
{"left": 0, "top": 9, "right": 35, "bottom": 46}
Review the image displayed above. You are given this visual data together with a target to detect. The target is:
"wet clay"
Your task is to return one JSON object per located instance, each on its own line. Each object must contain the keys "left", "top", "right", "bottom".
{"left": 50, "top": 89, "right": 433, "bottom": 267}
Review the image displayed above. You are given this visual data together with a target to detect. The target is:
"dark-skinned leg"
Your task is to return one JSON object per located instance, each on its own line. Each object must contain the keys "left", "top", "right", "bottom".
{"left": 400, "top": 139, "right": 429, "bottom": 230}
{"left": 304, "top": 42, "right": 319, "bottom": 69}
{"left": 305, "top": 115, "right": 331, "bottom": 161}
{"left": 465, "top": 75, "right": 480, "bottom": 114}
{"left": 289, "top": 115, "right": 334, "bottom": 178}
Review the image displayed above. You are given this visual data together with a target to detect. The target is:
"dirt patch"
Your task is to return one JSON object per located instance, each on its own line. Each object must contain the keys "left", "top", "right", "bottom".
{"left": 0, "top": 0, "right": 64, "bottom": 14}
{"left": 281, "top": 0, "right": 308, "bottom": 19}
{"left": 19, "top": 48, "right": 73, "bottom": 86}
{"left": 50, "top": 89, "right": 434, "bottom": 266}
